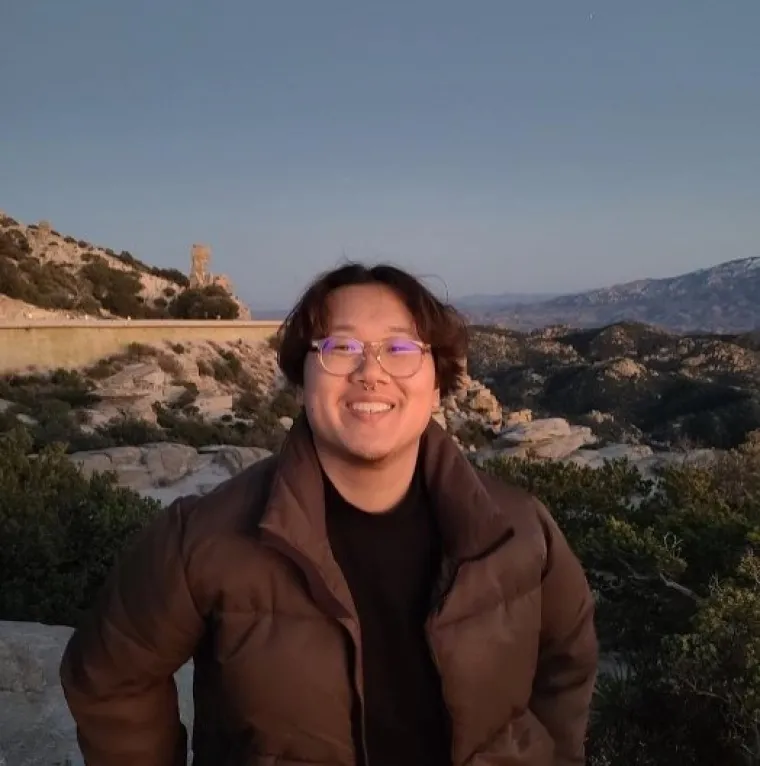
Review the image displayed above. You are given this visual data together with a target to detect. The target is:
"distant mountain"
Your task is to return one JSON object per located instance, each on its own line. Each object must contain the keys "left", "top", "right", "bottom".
{"left": 465, "top": 258, "right": 760, "bottom": 333}
{"left": 454, "top": 291, "right": 563, "bottom": 309}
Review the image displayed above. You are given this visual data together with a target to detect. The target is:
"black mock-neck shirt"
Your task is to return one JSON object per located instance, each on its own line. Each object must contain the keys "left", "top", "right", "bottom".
{"left": 324, "top": 466, "right": 452, "bottom": 766}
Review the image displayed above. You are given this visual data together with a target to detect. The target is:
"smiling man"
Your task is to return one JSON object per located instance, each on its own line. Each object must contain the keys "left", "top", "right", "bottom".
{"left": 60, "top": 263, "right": 598, "bottom": 766}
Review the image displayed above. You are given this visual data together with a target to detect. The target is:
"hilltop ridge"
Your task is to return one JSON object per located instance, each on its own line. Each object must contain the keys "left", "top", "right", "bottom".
{"left": 0, "top": 210, "right": 250, "bottom": 321}
{"left": 461, "top": 257, "right": 760, "bottom": 333}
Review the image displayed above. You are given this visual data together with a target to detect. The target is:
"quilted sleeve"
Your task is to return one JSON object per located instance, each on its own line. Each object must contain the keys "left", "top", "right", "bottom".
{"left": 60, "top": 496, "right": 205, "bottom": 766}
{"left": 530, "top": 499, "right": 599, "bottom": 766}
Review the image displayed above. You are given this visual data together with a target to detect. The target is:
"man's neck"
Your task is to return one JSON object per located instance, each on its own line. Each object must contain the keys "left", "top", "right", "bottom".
{"left": 315, "top": 442, "right": 421, "bottom": 514}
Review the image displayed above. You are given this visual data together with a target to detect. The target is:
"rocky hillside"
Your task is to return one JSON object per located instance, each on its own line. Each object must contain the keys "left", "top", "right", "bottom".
{"left": 465, "top": 257, "right": 760, "bottom": 333}
{"left": 0, "top": 210, "right": 249, "bottom": 320}
{"left": 0, "top": 336, "right": 521, "bottom": 497}
{"left": 468, "top": 321, "right": 760, "bottom": 449}
{"left": 0, "top": 327, "right": 729, "bottom": 502}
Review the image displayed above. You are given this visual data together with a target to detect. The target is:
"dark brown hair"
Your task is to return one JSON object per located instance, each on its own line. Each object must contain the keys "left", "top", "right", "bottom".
{"left": 276, "top": 262, "right": 468, "bottom": 396}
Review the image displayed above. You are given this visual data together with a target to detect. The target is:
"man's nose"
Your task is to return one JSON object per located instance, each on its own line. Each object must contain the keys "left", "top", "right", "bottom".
{"left": 355, "top": 345, "right": 386, "bottom": 380}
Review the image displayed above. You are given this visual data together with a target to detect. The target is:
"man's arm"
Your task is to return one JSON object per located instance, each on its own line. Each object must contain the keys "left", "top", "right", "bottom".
{"left": 60, "top": 495, "right": 205, "bottom": 766}
{"left": 529, "top": 500, "right": 599, "bottom": 766}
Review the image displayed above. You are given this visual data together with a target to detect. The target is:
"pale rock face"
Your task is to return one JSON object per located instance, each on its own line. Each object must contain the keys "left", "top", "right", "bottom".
{"left": 504, "top": 408, "right": 533, "bottom": 427}
{"left": 496, "top": 418, "right": 576, "bottom": 445}
{"left": 442, "top": 374, "right": 503, "bottom": 431}
{"left": 193, "top": 394, "right": 235, "bottom": 419}
{"left": 603, "top": 357, "right": 648, "bottom": 380}
{"left": 69, "top": 442, "right": 273, "bottom": 499}
{"left": 97, "top": 363, "right": 168, "bottom": 397}
{"left": 493, "top": 428, "right": 596, "bottom": 460}
{"left": 0, "top": 620, "right": 195, "bottom": 766}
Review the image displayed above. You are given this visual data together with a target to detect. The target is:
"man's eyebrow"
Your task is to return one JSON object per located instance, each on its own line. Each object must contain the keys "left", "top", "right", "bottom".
{"left": 328, "top": 324, "right": 415, "bottom": 335}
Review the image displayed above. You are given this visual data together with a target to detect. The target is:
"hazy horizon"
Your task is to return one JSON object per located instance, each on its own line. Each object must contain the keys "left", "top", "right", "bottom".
{"left": 3, "top": 1, "right": 759, "bottom": 307}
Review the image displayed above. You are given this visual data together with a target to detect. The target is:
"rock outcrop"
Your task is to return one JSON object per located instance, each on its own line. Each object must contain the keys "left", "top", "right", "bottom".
{"left": 467, "top": 322, "right": 760, "bottom": 450}
{"left": 70, "top": 442, "right": 272, "bottom": 502}
{"left": 0, "top": 620, "right": 194, "bottom": 766}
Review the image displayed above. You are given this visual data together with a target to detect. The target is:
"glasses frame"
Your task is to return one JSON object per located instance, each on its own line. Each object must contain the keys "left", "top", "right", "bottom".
{"left": 309, "top": 336, "right": 432, "bottom": 378}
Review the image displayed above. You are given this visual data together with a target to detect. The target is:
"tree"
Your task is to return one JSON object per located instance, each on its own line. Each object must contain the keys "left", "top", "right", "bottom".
{"left": 169, "top": 284, "right": 240, "bottom": 320}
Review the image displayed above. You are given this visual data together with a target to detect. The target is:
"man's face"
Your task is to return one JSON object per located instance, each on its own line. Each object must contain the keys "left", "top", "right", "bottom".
{"left": 302, "top": 283, "right": 440, "bottom": 465}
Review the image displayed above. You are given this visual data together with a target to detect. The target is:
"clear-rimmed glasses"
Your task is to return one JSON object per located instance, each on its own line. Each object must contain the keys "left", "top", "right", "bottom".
{"left": 310, "top": 336, "right": 431, "bottom": 378}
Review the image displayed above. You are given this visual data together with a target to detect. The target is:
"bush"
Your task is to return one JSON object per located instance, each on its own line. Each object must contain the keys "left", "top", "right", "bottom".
{"left": 169, "top": 284, "right": 239, "bottom": 320}
{"left": 98, "top": 415, "right": 166, "bottom": 446}
{"left": 150, "top": 267, "right": 188, "bottom": 287}
{"left": 270, "top": 387, "right": 301, "bottom": 419}
{"left": 0, "top": 230, "right": 79, "bottom": 310}
{"left": 81, "top": 260, "right": 149, "bottom": 318}
{"left": 0, "top": 369, "right": 99, "bottom": 410}
{"left": 479, "top": 438, "right": 760, "bottom": 764}
{"left": 454, "top": 420, "right": 493, "bottom": 449}
{"left": 0, "top": 427, "right": 160, "bottom": 626}
{"left": 152, "top": 403, "right": 283, "bottom": 451}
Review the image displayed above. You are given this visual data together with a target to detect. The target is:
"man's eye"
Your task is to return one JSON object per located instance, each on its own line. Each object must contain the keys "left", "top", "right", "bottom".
{"left": 386, "top": 341, "right": 418, "bottom": 354}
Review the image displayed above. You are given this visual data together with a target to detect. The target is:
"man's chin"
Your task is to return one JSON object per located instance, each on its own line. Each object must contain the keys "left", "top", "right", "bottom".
{"left": 341, "top": 441, "right": 394, "bottom": 464}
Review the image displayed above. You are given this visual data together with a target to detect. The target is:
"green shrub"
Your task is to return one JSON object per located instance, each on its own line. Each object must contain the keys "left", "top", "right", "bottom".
{"left": 80, "top": 260, "right": 147, "bottom": 318}
{"left": 270, "top": 387, "right": 301, "bottom": 419}
{"left": 233, "top": 387, "right": 264, "bottom": 417}
{"left": 151, "top": 267, "right": 188, "bottom": 287}
{"left": 0, "top": 427, "right": 160, "bottom": 626}
{"left": 210, "top": 349, "right": 254, "bottom": 387}
{"left": 169, "top": 284, "right": 239, "bottom": 320}
{"left": 454, "top": 420, "right": 493, "bottom": 449}
{"left": 197, "top": 359, "right": 214, "bottom": 377}
{"left": 0, "top": 369, "right": 100, "bottom": 410}
{"left": 98, "top": 415, "right": 166, "bottom": 446}
{"left": 169, "top": 382, "right": 199, "bottom": 411}
{"left": 479, "top": 439, "right": 760, "bottom": 765}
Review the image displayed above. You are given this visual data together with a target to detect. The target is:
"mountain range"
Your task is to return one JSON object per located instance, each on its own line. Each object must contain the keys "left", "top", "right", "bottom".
{"left": 458, "top": 257, "right": 760, "bottom": 333}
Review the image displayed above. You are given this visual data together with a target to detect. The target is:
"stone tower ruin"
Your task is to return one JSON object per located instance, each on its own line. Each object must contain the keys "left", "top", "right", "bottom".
{"left": 189, "top": 244, "right": 212, "bottom": 288}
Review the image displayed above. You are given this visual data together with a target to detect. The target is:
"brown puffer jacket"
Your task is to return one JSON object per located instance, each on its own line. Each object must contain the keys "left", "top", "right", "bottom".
{"left": 60, "top": 415, "right": 598, "bottom": 766}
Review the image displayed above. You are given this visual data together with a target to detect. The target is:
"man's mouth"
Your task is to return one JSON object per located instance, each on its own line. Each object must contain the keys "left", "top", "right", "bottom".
{"left": 347, "top": 401, "right": 394, "bottom": 414}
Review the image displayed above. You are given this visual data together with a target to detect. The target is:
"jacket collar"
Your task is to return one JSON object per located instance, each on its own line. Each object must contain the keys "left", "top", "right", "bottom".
{"left": 258, "top": 412, "right": 513, "bottom": 569}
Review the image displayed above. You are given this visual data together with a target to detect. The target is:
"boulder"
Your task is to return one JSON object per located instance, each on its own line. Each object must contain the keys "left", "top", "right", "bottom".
{"left": 0, "top": 621, "right": 194, "bottom": 766}
{"left": 67, "top": 442, "right": 272, "bottom": 505}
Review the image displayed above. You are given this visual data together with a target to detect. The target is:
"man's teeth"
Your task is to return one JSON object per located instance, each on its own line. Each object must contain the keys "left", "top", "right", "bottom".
{"left": 349, "top": 402, "right": 393, "bottom": 413}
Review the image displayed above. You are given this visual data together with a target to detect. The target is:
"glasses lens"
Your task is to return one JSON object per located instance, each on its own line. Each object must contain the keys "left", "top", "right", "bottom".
{"left": 320, "top": 336, "right": 364, "bottom": 374}
{"left": 379, "top": 338, "right": 424, "bottom": 376}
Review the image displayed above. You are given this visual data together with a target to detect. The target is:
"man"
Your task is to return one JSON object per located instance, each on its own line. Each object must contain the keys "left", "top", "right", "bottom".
{"left": 60, "top": 263, "right": 598, "bottom": 766}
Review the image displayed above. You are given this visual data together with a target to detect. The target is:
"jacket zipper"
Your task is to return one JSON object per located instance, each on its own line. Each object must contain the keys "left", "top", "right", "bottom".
{"left": 424, "top": 527, "right": 517, "bottom": 762}
{"left": 259, "top": 528, "right": 371, "bottom": 766}
{"left": 341, "top": 616, "right": 371, "bottom": 766}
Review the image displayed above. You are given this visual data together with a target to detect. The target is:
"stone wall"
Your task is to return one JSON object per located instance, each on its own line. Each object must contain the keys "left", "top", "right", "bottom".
{"left": 0, "top": 320, "right": 282, "bottom": 374}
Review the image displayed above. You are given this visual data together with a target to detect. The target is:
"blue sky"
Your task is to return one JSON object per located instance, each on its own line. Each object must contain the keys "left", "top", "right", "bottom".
{"left": 3, "top": 1, "right": 759, "bottom": 310}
